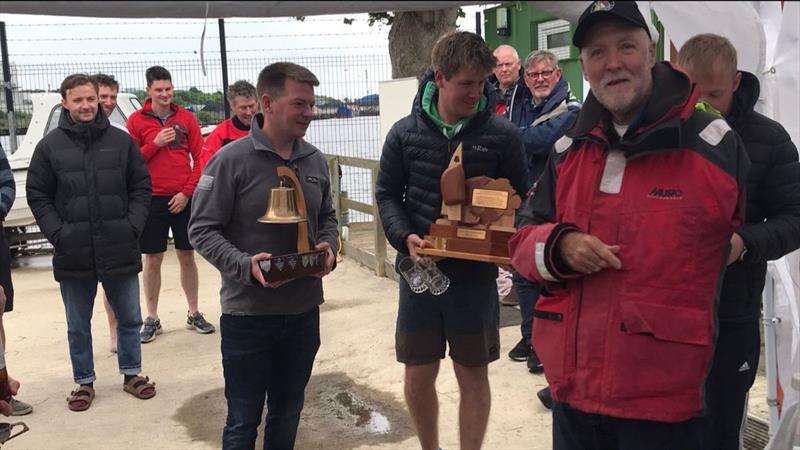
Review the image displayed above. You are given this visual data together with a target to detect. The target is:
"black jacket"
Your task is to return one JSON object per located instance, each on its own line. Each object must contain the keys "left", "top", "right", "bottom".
{"left": 26, "top": 108, "right": 151, "bottom": 281}
{"left": 377, "top": 70, "right": 528, "bottom": 283}
{"left": 487, "top": 69, "right": 528, "bottom": 124}
{"left": 720, "top": 71, "right": 800, "bottom": 323}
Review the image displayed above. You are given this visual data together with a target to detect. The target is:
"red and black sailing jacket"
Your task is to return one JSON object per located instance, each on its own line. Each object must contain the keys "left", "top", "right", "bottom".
{"left": 199, "top": 116, "right": 250, "bottom": 170}
{"left": 509, "top": 62, "right": 750, "bottom": 423}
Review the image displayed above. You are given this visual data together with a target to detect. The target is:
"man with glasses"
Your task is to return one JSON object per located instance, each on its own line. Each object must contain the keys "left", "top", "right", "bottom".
{"left": 508, "top": 51, "right": 581, "bottom": 408}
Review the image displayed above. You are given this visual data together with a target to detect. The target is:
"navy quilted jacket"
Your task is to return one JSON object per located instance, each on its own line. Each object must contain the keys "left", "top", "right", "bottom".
{"left": 376, "top": 69, "right": 528, "bottom": 282}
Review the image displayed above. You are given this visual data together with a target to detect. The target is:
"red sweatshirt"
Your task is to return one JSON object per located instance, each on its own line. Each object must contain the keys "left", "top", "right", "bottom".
{"left": 126, "top": 99, "right": 203, "bottom": 197}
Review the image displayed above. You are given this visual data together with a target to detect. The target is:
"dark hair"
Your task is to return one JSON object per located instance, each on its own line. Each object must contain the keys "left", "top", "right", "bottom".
{"left": 91, "top": 73, "right": 119, "bottom": 91}
{"left": 431, "top": 31, "right": 496, "bottom": 80}
{"left": 227, "top": 80, "right": 256, "bottom": 103}
{"left": 256, "top": 62, "right": 319, "bottom": 100}
{"left": 60, "top": 73, "right": 97, "bottom": 98}
{"left": 145, "top": 65, "right": 172, "bottom": 87}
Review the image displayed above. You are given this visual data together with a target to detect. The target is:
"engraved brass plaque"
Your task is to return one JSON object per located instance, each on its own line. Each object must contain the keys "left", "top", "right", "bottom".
{"left": 472, "top": 189, "right": 508, "bottom": 209}
{"left": 456, "top": 228, "right": 487, "bottom": 240}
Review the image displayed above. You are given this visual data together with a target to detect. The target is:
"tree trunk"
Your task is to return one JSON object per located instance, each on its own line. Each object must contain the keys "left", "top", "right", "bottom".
{"left": 388, "top": 8, "right": 460, "bottom": 80}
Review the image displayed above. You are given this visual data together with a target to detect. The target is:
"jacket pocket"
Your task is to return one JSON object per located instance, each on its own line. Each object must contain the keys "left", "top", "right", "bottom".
{"left": 532, "top": 292, "right": 570, "bottom": 384}
{"left": 618, "top": 208, "right": 701, "bottom": 290}
{"left": 609, "top": 301, "right": 712, "bottom": 400}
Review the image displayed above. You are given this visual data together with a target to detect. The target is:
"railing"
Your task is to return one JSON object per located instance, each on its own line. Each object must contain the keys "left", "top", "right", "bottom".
{"left": 325, "top": 154, "right": 389, "bottom": 278}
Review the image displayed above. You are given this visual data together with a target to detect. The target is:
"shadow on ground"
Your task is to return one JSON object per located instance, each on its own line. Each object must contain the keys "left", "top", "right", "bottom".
{"left": 500, "top": 303, "right": 522, "bottom": 329}
{"left": 174, "top": 371, "right": 414, "bottom": 449}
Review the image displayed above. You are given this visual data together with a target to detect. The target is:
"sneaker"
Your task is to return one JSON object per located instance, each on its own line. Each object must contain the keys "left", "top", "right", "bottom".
{"left": 499, "top": 285, "right": 519, "bottom": 306}
{"left": 528, "top": 349, "right": 544, "bottom": 374}
{"left": 537, "top": 386, "right": 553, "bottom": 410}
{"left": 140, "top": 317, "right": 162, "bottom": 343}
{"left": 10, "top": 397, "right": 33, "bottom": 416}
{"left": 508, "top": 338, "right": 532, "bottom": 361}
{"left": 186, "top": 311, "right": 216, "bottom": 334}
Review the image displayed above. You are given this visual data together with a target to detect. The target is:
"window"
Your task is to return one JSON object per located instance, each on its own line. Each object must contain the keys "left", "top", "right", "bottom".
{"left": 537, "top": 19, "right": 571, "bottom": 60}
{"left": 109, "top": 107, "right": 126, "bottom": 127}
{"left": 547, "top": 31, "right": 571, "bottom": 50}
{"left": 45, "top": 105, "right": 62, "bottom": 136}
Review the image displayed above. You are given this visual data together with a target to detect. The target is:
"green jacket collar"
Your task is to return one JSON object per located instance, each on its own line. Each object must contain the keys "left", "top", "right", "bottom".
{"left": 421, "top": 81, "right": 486, "bottom": 139}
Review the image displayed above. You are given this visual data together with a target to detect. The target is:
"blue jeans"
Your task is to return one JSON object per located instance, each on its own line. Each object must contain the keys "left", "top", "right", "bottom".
{"left": 59, "top": 274, "right": 143, "bottom": 384}
{"left": 512, "top": 272, "right": 540, "bottom": 346}
{"left": 221, "top": 307, "right": 320, "bottom": 450}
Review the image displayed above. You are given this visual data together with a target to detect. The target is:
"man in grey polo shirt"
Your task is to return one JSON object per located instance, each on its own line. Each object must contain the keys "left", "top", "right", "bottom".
{"left": 189, "top": 61, "right": 337, "bottom": 450}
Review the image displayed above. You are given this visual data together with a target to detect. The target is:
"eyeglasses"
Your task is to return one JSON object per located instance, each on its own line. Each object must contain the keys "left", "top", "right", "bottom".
{"left": 525, "top": 69, "right": 557, "bottom": 79}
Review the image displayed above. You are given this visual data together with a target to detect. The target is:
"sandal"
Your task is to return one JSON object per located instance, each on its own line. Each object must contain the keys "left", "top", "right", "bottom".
{"left": 66, "top": 385, "right": 95, "bottom": 412}
{"left": 123, "top": 375, "right": 156, "bottom": 400}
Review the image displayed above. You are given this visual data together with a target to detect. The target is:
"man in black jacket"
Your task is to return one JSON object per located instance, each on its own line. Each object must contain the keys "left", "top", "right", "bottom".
{"left": 488, "top": 44, "right": 526, "bottom": 120}
{"left": 26, "top": 74, "right": 155, "bottom": 412}
{"left": 678, "top": 34, "right": 800, "bottom": 449}
{"left": 376, "top": 31, "right": 527, "bottom": 450}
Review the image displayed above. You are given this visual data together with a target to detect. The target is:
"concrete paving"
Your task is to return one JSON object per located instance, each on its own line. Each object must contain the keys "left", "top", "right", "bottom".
{"left": 2, "top": 248, "right": 767, "bottom": 449}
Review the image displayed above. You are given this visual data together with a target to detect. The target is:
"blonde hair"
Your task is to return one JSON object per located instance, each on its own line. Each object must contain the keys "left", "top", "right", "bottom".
{"left": 677, "top": 33, "right": 738, "bottom": 79}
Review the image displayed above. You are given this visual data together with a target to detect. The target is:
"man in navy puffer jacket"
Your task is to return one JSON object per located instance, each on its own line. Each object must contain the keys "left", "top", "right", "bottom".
{"left": 377, "top": 31, "right": 527, "bottom": 450}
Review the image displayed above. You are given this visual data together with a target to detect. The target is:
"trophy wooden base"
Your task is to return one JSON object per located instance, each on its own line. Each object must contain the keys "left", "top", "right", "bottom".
{"left": 417, "top": 223, "right": 513, "bottom": 265}
{"left": 258, "top": 249, "right": 328, "bottom": 282}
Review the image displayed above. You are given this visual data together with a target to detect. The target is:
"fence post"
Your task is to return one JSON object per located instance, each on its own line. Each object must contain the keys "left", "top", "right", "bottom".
{"left": 371, "top": 166, "right": 386, "bottom": 277}
{"left": 328, "top": 156, "right": 342, "bottom": 236}
{"left": 1, "top": 22, "right": 17, "bottom": 153}
{"left": 218, "top": 18, "right": 230, "bottom": 120}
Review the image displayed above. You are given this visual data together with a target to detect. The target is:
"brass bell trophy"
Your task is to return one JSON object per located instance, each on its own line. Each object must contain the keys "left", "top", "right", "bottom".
{"left": 416, "top": 143, "right": 522, "bottom": 265}
{"left": 257, "top": 166, "right": 328, "bottom": 282}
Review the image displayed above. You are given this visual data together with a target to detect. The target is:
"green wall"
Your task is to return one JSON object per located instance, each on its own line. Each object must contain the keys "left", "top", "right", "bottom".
{"left": 485, "top": 3, "right": 584, "bottom": 99}
{"left": 484, "top": 3, "right": 667, "bottom": 101}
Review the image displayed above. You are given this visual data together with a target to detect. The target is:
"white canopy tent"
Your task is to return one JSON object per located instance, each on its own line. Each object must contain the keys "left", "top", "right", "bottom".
{"left": 0, "top": 2, "right": 485, "bottom": 18}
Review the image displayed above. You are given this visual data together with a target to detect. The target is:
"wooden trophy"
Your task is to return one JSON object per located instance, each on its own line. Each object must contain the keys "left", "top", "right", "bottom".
{"left": 257, "top": 166, "right": 328, "bottom": 282}
{"left": 416, "top": 143, "right": 521, "bottom": 265}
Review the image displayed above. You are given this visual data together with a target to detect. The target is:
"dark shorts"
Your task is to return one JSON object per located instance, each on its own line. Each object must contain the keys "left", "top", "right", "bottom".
{"left": 140, "top": 196, "right": 193, "bottom": 254}
{"left": 395, "top": 278, "right": 499, "bottom": 367}
{"left": 0, "top": 232, "right": 13, "bottom": 312}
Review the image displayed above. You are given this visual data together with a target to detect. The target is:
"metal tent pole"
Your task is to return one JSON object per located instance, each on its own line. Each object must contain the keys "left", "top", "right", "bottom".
{"left": 763, "top": 265, "right": 782, "bottom": 435}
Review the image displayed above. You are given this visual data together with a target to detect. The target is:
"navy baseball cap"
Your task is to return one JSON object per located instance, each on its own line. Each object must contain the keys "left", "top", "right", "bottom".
{"left": 573, "top": 1, "right": 651, "bottom": 48}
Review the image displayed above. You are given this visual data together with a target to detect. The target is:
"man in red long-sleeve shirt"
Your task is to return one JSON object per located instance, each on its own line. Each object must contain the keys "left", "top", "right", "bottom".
{"left": 199, "top": 80, "right": 257, "bottom": 170}
{"left": 127, "top": 65, "right": 215, "bottom": 343}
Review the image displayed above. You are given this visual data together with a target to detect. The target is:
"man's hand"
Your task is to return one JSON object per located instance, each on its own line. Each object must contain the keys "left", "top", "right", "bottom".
{"left": 251, "top": 252, "right": 295, "bottom": 288}
{"left": 405, "top": 234, "right": 432, "bottom": 260}
{"left": 153, "top": 127, "right": 176, "bottom": 147}
{"left": 558, "top": 232, "right": 622, "bottom": 274}
{"left": 168, "top": 192, "right": 190, "bottom": 214}
{"left": 250, "top": 252, "right": 272, "bottom": 287}
{"left": 313, "top": 241, "right": 335, "bottom": 278}
{"left": 727, "top": 233, "right": 746, "bottom": 265}
{"left": 0, "top": 377, "right": 20, "bottom": 416}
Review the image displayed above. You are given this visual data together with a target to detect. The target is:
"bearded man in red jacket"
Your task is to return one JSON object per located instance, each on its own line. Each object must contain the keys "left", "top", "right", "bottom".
{"left": 509, "top": 2, "right": 750, "bottom": 449}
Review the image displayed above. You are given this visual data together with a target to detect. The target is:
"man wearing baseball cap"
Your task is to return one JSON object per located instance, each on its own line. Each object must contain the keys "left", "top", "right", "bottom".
{"left": 509, "top": 2, "right": 750, "bottom": 448}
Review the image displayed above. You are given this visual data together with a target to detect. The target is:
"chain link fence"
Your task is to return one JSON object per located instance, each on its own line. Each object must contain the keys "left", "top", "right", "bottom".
{"left": 1, "top": 52, "right": 392, "bottom": 229}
